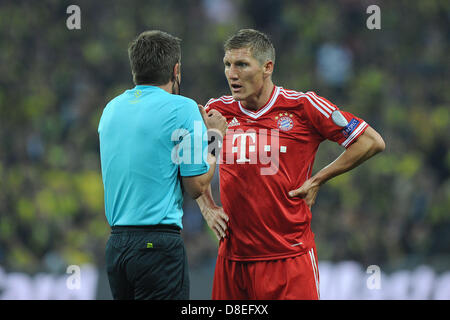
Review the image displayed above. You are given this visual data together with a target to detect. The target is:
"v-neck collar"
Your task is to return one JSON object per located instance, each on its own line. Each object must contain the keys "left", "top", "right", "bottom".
{"left": 238, "top": 86, "right": 280, "bottom": 119}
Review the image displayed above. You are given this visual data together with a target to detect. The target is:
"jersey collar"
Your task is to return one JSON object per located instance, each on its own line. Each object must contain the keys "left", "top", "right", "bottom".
{"left": 238, "top": 86, "right": 280, "bottom": 119}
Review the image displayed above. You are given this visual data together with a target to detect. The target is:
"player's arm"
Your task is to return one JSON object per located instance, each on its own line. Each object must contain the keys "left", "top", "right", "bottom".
{"left": 289, "top": 126, "right": 385, "bottom": 208}
{"left": 196, "top": 184, "right": 229, "bottom": 240}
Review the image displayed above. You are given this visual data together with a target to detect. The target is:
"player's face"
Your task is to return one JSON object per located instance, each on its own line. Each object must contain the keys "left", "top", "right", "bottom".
{"left": 223, "top": 48, "right": 266, "bottom": 102}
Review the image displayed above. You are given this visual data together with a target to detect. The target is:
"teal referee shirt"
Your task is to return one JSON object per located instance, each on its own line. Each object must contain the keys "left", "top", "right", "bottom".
{"left": 98, "top": 85, "right": 210, "bottom": 228}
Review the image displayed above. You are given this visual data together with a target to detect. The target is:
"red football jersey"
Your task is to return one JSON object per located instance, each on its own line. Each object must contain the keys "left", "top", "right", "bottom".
{"left": 205, "top": 86, "right": 369, "bottom": 261}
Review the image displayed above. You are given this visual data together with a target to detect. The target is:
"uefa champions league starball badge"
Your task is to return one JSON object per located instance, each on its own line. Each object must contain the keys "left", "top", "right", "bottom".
{"left": 331, "top": 110, "right": 348, "bottom": 127}
{"left": 275, "top": 112, "right": 294, "bottom": 131}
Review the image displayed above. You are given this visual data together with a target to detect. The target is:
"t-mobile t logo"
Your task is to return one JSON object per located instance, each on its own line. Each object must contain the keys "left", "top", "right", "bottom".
{"left": 228, "top": 129, "right": 282, "bottom": 176}
{"left": 170, "top": 123, "right": 282, "bottom": 176}
{"left": 232, "top": 132, "right": 256, "bottom": 163}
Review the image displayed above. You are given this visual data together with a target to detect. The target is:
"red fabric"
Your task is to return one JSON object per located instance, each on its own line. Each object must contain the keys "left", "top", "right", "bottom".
{"left": 212, "top": 246, "right": 320, "bottom": 300}
{"left": 205, "top": 87, "right": 368, "bottom": 261}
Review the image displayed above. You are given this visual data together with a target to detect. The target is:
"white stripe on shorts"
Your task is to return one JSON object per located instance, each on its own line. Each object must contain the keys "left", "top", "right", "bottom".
{"left": 309, "top": 248, "right": 320, "bottom": 299}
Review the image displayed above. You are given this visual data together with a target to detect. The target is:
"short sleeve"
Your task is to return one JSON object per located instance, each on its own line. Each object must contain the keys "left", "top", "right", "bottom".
{"left": 302, "top": 91, "right": 369, "bottom": 148}
{"left": 204, "top": 98, "right": 216, "bottom": 113}
{"left": 173, "top": 99, "right": 210, "bottom": 176}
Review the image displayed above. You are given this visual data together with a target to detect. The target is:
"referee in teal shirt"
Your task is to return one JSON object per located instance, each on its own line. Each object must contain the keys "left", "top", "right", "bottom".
{"left": 98, "top": 30, "right": 227, "bottom": 299}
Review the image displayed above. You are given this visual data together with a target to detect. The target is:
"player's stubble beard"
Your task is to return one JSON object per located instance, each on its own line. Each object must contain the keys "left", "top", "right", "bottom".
{"left": 236, "top": 82, "right": 266, "bottom": 111}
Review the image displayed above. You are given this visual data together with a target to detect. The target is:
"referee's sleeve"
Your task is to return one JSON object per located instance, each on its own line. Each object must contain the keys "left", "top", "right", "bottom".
{"left": 174, "top": 99, "right": 210, "bottom": 177}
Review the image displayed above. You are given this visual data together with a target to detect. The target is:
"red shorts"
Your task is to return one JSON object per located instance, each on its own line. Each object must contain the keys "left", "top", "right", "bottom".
{"left": 212, "top": 247, "right": 320, "bottom": 300}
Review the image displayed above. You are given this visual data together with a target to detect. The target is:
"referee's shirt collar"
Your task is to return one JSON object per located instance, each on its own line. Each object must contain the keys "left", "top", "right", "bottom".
{"left": 134, "top": 85, "right": 160, "bottom": 90}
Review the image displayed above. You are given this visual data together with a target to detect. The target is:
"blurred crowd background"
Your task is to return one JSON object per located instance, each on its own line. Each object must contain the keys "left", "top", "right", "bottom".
{"left": 0, "top": 0, "right": 449, "bottom": 291}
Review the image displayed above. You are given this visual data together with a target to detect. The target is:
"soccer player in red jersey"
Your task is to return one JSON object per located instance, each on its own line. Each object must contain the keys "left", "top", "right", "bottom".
{"left": 196, "top": 29, "right": 385, "bottom": 300}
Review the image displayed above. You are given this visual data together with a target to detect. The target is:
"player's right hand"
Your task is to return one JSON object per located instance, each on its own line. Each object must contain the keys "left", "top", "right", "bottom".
{"left": 202, "top": 205, "right": 229, "bottom": 241}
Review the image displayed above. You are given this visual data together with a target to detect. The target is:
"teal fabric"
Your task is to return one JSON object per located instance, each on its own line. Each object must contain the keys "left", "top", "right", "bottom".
{"left": 98, "top": 85, "right": 209, "bottom": 228}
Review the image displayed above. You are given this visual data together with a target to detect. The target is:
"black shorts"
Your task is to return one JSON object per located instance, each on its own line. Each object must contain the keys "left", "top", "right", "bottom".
{"left": 105, "top": 225, "right": 189, "bottom": 300}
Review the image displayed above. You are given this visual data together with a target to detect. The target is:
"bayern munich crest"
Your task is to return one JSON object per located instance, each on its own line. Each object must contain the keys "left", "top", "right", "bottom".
{"left": 275, "top": 113, "right": 294, "bottom": 131}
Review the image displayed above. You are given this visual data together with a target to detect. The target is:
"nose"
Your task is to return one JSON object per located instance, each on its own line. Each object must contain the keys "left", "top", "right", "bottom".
{"left": 226, "top": 65, "right": 239, "bottom": 80}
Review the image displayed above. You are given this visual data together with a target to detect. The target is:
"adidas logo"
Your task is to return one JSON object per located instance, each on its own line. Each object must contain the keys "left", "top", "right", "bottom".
{"left": 228, "top": 117, "right": 240, "bottom": 127}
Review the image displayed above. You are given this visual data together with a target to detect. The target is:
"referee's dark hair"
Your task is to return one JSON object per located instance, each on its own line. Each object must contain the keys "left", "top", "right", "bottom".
{"left": 128, "top": 30, "right": 181, "bottom": 85}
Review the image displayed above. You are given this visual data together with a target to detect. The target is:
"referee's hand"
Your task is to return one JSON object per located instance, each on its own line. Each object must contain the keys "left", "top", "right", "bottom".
{"left": 202, "top": 205, "right": 229, "bottom": 241}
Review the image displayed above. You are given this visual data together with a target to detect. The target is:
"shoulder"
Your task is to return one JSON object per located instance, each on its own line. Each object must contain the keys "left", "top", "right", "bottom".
{"left": 167, "top": 93, "right": 198, "bottom": 107}
{"left": 105, "top": 89, "right": 129, "bottom": 107}
{"left": 278, "top": 87, "right": 314, "bottom": 103}
{"left": 278, "top": 88, "right": 336, "bottom": 118}
{"left": 162, "top": 94, "right": 199, "bottom": 117}
{"left": 99, "top": 90, "right": 127, "bottom": 118}
{"left": 277, "top": 88, "right": 311, "bottom": 107}
{"left": 204, "top": 95, "right": 235, "bottom": 112}
{"left": 278, "top": 87, "right": 305, "bottom": 97}
{"left": 277, "top": 87, "right": 308, "bottom": 111}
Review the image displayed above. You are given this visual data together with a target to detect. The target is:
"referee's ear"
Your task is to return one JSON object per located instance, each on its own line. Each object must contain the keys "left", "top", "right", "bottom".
{"left": 172, "top": 62, "right": 181, "bottom": 82}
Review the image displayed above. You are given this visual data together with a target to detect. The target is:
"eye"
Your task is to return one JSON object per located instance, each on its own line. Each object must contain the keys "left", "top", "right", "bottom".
{"left": 224, "top": 61, "right": 231, "bottom": 67}
{"left": 237, "top": 62, "right": 248, "bottom": 67}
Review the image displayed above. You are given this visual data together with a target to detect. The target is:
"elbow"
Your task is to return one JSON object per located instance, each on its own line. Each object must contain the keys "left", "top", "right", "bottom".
{"left": 366, "top": 126, "right": 385, "bottom": 154}
{"left": 188, "top": 182, "right": 208, "bottom": 200}
{"left": 190, "top": 191, "right": 203, "bottom": 200}
{"left": 182, "top": 163, "right": 215, "bottom": 199}
{"left": 373, "top": 136, "right": 386, "bottom": 154}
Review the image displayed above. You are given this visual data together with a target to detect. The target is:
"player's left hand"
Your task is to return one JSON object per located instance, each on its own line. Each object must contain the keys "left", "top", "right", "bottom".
{"left": 288, "top": 178, "right": 320, "bottom": 209}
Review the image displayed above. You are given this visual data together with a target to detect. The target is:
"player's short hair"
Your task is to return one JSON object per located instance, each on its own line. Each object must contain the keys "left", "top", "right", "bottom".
{"left": 128, "top": 30, "right": 181, "bottom": 85}
{"left": 224, "top": 29, "right": 275, "bottom": 65}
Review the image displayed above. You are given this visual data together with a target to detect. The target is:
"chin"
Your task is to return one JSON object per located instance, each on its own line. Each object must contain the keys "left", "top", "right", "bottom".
{"left": 231, "top": 92, "right": 246, "bottom": 101}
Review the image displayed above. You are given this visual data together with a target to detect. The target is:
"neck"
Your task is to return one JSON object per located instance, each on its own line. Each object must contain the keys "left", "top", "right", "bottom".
{"left": 241, "top": 81, "right": 275, "bottom": 111}
{"left": 137, "top": 82, "right": 174, "bottom": 94}
{"left": 157, "top": 82, "right": 173, "bottom": 94}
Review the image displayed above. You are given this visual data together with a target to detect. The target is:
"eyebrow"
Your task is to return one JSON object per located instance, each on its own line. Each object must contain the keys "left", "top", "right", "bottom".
{"left": 223, "top": 57, "right": 250, "bottom": 64}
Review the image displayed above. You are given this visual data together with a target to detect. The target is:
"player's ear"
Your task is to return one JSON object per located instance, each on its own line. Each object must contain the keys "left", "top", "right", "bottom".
{"left": 263, "top": 60, "right": 274, "bottom": 78}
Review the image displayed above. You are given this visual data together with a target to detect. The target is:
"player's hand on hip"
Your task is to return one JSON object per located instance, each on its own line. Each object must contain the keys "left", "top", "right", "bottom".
{"left": 288, "top": 178, "right": 320, "bottom": 209}
{"left": 202, "top": 205, "right": 229, "bottom": 241}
